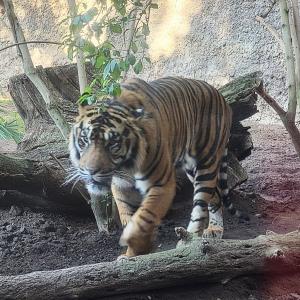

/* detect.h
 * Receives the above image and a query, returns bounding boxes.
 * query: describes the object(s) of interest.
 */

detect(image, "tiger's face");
[69,104,145,196]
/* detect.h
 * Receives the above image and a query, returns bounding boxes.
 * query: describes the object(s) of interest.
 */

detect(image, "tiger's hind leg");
[185,149,226,239]
[202,148,229,238]
[187,167,217,236]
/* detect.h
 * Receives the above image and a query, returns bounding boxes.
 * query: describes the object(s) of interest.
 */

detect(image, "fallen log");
[0,231,299,300]
[0,68,262,212]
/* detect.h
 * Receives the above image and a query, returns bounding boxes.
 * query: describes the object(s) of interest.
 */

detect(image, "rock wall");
[0,0,294,122]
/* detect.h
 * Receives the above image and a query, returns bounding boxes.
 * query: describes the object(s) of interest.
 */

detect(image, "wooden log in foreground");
[0,231,299,300]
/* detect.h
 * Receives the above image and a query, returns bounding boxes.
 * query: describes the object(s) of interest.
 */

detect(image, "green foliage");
[0,99,24,143]
[64,0,158,105]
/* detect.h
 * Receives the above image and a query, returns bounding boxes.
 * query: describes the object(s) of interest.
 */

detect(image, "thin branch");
[123,0,152,81]
[123,8,137,81]
[256,84,287,119]
[291,0,300,43]
[3,0,70,140]
[279,0,297,121]
[256,16,285,50]
[0,41,63,52]
[290,0,300,109]
[67,0,88,94]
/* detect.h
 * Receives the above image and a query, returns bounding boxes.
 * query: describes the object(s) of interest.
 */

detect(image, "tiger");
[69,76,232,257]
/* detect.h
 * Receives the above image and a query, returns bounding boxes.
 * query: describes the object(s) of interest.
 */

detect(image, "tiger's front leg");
[120,173,176,257]
[111,175,142,227]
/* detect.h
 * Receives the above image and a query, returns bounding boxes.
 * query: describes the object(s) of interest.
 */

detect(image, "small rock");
[35,218,46,226]
[1,221,10,227]
[57,226,68,235]
[43,222,57,233]
[32,242,48,254]
[6,224,17,232]
[19,225,28,234]
[9,205,24,217]
[5,234,15,243]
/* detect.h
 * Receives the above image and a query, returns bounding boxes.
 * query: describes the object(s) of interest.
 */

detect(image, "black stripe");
[190,217,207,222]
[195,167,218,182]
[141,207,158,218]
[193,200,208,208]
[139,215,155,224]
[194,187,215,195]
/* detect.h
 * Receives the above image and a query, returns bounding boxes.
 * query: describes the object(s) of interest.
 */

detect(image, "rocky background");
[0,0,294,122]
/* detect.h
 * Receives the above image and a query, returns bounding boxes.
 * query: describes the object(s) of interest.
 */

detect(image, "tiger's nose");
[81,167,100,175]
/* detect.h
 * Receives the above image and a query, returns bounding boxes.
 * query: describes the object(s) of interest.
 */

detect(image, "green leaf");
[128,54,136,65]
[0,119,22,143]
[103,62,112,79]
[95,54,106,68]
[131,41,138,53]
[150,3,159,9]
[83,85,92,94]
[113,83,121,96]
[102,41,114,50]
[111,65,121,80]
[110,59,118,71]
[145,56,151,64]
[113,50,121,56]
[140,39,149,49]
[82,40,96,55]
[142,23,150,36]
[133,60,143,74]
[119,60,130,71]
[109,23,122,34]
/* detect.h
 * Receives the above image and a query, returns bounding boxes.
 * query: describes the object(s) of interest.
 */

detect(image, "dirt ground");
[0,122,299,300]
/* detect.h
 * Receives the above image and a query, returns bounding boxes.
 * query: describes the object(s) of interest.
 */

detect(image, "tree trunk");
[0,67,262,212]
[0,231,298,300]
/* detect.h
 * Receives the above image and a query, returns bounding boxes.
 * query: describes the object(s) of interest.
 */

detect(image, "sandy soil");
[0,122,299,299]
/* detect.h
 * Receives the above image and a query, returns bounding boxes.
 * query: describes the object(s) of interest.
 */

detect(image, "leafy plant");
[0,100,24,143]
[64,0,158,105]
[0,117,22,143]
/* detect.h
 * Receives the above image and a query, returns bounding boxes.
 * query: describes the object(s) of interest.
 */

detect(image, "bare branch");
[279,0,297,121]
[123,8,137,81]
[67,0,88,94]
[256,84,286,119]
[256,84,300,157]
[290,0,300,109]
[256,15,285,50]
[0,41,62,52]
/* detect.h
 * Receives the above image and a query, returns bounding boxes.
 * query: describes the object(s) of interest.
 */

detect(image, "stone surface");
[0,0,294,122]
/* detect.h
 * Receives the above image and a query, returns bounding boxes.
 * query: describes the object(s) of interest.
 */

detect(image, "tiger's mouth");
[86,176,112,196]
[89,175,112,187]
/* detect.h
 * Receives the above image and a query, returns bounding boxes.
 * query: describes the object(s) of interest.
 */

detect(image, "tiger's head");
[68,100,148,196]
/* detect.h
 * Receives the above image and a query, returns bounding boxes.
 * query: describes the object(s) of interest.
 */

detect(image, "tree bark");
[0,231,299,300]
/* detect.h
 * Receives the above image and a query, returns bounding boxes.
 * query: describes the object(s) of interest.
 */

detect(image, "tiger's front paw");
[119,221,154,257]
[202,225,224,239]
